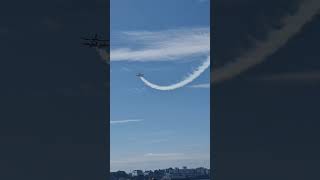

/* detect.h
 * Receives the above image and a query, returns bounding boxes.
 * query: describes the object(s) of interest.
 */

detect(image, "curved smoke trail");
[140,56,210,91]
[212,0,320,84]
[102,0,319,90]
[140,0,320,90]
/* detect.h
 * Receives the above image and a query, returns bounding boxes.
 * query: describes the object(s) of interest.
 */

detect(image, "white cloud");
[99,27,210,91]
[110,119,144,124]
[189,83,210,88]
[108,27,210,62]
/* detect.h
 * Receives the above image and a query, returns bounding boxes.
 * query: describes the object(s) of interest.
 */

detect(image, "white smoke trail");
[100,1,319,90]
[140,56,210,91]
[212,0,320,84]
[139,0,320,90]
[110,119,143,124]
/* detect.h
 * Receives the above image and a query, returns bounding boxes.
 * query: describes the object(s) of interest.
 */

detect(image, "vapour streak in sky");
[140,56,210,91]
[110,119,143,124]
[140,0,320,90]
[212,0,320,84]
[189,83,210,88]
[101,28,210,91]
[109,28,209,62]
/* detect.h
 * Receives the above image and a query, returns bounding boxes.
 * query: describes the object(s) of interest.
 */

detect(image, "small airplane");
[81,33,109,48]
[136,73,144,77]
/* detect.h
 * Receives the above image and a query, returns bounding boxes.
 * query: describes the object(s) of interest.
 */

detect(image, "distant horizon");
[111,166,210,173]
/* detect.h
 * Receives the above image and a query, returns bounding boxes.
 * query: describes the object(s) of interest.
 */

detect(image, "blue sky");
[110,0,210,172]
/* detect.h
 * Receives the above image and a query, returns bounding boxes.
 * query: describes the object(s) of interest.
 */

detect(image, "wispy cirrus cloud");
[109,27,209,62]
[110,119,144,124]
[189,83,210,88]
[102,27,210,91]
